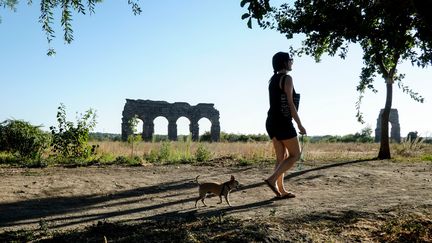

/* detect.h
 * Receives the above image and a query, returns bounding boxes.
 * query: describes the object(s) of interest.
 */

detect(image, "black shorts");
[266,117,297,140]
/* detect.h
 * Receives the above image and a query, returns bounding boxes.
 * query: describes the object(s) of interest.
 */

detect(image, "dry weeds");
[92,141,432,164]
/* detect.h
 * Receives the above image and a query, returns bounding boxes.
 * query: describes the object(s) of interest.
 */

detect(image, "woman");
[264,52,306,199]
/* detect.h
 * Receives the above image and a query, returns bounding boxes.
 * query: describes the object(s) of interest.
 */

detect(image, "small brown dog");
[194,175,239,207]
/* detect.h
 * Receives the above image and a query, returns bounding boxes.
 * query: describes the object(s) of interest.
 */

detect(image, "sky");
[0,1,431,138]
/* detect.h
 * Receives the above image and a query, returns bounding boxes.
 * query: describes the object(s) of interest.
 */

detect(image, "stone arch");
[153,116,169,138]
[122,99,220,142]
[176,116,191,141]
[135,117,144,137]
[375,108,401,143]
[198,117,212,135]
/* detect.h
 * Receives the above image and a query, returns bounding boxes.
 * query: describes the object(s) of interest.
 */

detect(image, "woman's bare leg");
[266,136,301,194]
[272,138,289,194]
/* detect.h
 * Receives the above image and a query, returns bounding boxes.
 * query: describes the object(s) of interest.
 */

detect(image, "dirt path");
[1,160,431,233]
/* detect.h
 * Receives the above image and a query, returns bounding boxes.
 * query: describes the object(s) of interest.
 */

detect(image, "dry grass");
[92,141,275,161]
[92,141,432,164]
[303,143,379,162]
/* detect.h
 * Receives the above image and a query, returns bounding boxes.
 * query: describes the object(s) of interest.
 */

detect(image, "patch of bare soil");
[0,160,431,241]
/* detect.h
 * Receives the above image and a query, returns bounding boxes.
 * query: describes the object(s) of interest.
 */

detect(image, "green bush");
[114,155,142,166]
[143,142,172,163]
[195,143,212,162]
[159,141,171,162]
[0,119,50,159]
[144,149,159,163]
[50,104,98,159]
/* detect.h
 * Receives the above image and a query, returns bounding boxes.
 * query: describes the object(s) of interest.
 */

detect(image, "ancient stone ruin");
[375,108,401,143]
[406,131,418,141]
[121,99,220,142]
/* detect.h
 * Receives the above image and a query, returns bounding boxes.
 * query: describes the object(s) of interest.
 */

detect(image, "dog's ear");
[230,175,235,180]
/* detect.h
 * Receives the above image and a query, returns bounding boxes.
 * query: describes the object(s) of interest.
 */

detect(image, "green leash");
[297,134,306,171]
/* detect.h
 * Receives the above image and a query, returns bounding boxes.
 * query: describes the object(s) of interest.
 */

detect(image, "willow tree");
[241,0,431,159]
[0,0,141,55]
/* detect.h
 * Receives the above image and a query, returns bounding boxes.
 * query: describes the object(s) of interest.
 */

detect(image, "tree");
[0,0,141,55]
[241,0,431,159]
[50,103,97,159]
[127,115,142,157]
[0,119,50,159]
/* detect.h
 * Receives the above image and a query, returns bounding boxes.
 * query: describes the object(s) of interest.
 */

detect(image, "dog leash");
[297,134,306,171]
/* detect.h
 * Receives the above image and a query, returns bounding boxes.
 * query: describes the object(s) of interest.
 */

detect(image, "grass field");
[92,140,432,165]
[1,139,431,168]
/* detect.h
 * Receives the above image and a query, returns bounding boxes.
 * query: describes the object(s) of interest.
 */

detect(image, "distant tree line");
[89,132,122,141]
[309,127,374,143]
[2,119,430,164]
[87,127,394,143]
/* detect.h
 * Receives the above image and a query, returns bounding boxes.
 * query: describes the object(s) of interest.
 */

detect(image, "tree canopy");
[0,0,141,55]
[241,0,432,159]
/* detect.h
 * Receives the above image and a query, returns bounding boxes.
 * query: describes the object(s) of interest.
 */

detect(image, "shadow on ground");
[0,158,377,230]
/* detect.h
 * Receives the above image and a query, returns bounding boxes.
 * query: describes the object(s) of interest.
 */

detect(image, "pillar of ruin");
[375,108,401,143]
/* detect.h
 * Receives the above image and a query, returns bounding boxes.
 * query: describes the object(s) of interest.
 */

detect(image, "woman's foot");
[264,179,281,197]
[276,192,296,199]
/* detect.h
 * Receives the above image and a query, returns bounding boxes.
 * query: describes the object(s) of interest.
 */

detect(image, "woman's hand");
[298,124,306,135]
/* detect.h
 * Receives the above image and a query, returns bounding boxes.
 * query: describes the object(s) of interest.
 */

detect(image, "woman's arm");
[283,75,306,135]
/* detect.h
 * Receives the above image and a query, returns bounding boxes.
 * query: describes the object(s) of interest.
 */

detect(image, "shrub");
[195,143,212,162]
[0,119,50,159]
[127,115,142,157]
[143,142,172,163]
[50,104,98,159]
[114,155,142,166]
[199,132,212,142]
[144,149,159,163]
[159,141,171,162]
[395,136,425,157]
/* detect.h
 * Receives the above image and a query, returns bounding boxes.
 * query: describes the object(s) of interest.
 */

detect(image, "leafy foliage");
[0,0,18,24]
[158,141,171,162]
[113,155,142,166]
[309,126,373,143]
[1,0,141,55]
[0,119,50,159]
[49,103,97,159]
[127,115,142,157]
[240,0,271,29]
[194,143,212,162]
[241,0,431,159]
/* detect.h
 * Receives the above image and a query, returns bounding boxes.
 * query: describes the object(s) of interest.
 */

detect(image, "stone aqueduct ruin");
[121,99,403,143]
[375,108,401,143]
[121,99,220,142]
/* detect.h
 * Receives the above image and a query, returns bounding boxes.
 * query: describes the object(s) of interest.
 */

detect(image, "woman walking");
[264,52,306,199]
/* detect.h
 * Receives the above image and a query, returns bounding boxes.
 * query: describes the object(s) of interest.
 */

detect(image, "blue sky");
[1,1,431,137]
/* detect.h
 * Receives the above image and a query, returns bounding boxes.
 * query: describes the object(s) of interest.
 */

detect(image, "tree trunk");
[378,80,393,159]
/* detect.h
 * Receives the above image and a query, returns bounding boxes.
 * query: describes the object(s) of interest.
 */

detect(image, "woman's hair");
[272,52,291,73]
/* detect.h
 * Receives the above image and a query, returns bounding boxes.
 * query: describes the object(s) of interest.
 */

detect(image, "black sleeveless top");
[267,73,300,121]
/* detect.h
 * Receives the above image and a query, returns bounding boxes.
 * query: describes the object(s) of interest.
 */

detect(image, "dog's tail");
[195,175,200,184]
